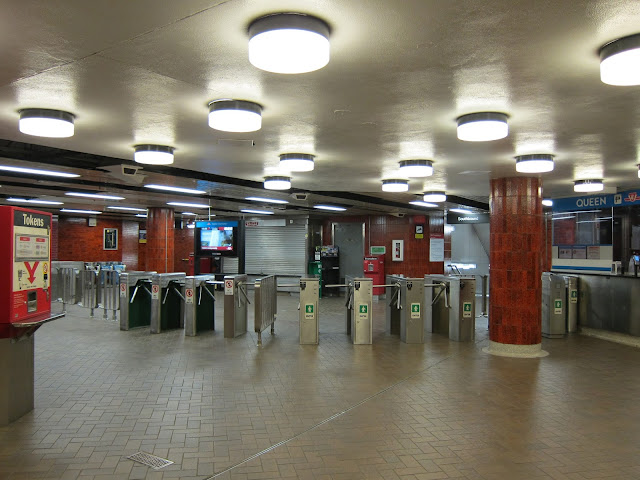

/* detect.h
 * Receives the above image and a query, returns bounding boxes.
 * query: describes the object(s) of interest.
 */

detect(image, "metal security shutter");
[245,223,307,276]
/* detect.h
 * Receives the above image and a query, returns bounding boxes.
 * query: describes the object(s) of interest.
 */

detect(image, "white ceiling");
[0,0,639,217]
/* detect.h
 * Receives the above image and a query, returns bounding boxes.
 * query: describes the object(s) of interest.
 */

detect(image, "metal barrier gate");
[79,269,99,317]
[386,275,425,344]
[184,275,218,336]
[150,273,186,334]
[343,276,373,345]
[425,274,476,342]
[566,275,579,333]
[57,267,78,311]
[119,272,154,330]
[299,277,319,345]
[98,270,120,321]
[542,272,566,338]
[223,274,249,338]
[254,275,277,346]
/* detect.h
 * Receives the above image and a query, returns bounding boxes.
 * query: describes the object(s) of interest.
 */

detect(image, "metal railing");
[58,267,78,311]
[79,269,99,317]
[99,270,120,321]
[254,275,277,346]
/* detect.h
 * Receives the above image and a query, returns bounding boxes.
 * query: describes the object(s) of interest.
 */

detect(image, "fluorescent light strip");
[106,206,147,212]
[450,208,472,214]
[409,200,438,208]
[7,197,63,205]
[552,216,576,221]
[313,205,347,211]
[136,214,147,218]
[0,165,79,178]
[66,192,125,200]
[60,209,101,214]
[245,196,289,204]
[576,217,613,223]
[166,202,209,208]
[181,212,197,216]
[241,209,274,215]
[144,184,206,195]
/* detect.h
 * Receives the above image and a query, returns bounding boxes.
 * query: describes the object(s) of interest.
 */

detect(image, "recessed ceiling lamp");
[248,13,330,74]
[144,184,206,195]
[264,176,291,190]
[398,160,433,177]
[66,192,125,200]
[19,109,75,138]
[279,153,315,172]
[245,196,289,204]
[134,145,174,165]
[0,165,79,178]
[382,179,409,192]
[423,191,447,203]
[241,209,274,215]
[181,212,197,216]
[7,198,63,205]
[166,201,209,208]
[60,209,101,215]
[574,179,604,192]
[313,205,347,211]
[542,199,553,207]
[515,154,554,173]
[600,33,640,86]
[106,206,147,212]
[456,112,509,142]
[450,208,472,214]
[208,99,262,132]
[409,200,438,208]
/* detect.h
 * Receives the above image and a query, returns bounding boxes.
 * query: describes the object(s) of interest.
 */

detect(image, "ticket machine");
[0,206,64,425]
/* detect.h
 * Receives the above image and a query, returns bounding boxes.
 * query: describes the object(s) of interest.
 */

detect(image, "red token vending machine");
[0,206,53,339]
[363,254,385,295]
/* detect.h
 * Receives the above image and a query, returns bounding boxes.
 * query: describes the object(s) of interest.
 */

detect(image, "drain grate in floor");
[127,452,174,470]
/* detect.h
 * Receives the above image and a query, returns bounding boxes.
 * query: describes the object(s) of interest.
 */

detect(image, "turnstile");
[542,272,566,338]
[345,276,373,345]
[425,275,476,342]
[386,275,425,344]
[299,277,319,345]
[184,275,217,336]
[566,275,579,333]
[150,273,186,334]
[223,274,248,338]
[119,271,155,330]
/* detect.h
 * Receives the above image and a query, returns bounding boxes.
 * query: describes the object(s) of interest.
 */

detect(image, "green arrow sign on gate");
[304,303,315,320]
[554,299,562,314]
[462,301,472,318]
[410,303,420,319]
[359,304,368,314]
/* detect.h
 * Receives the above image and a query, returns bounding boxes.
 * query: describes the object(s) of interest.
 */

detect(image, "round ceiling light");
[279,153,315,172]
[542,199,553,207]
[264,175,291,190]
[134,145,174,165]
[382,179,409,192]
[515,154,554,173]
[398,159,433,177]
[208,99,262,132]
[248,13,330,74]
[600,33,640,86]
[574,179,604,193]
[19,109,75,138]
[456,112,509,142]
[423,191,447,203]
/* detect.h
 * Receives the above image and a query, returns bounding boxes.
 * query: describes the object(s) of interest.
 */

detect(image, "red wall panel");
[174,227,194,273]
[121,220,140,270]
[57,217,123,262]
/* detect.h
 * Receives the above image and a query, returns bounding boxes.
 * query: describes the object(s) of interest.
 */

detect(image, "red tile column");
[486,177,547,357]
[145,208,174,273]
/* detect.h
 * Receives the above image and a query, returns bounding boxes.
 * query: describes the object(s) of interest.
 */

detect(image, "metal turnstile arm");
[431,282,450,308]
[199,284,216,304]
[237,283,251,307]
[171,285,186,303]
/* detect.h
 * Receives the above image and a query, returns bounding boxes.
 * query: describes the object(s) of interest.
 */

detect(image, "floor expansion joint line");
[204,352,457,479]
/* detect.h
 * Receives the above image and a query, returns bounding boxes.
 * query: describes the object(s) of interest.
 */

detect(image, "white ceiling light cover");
[249,13,330,74]
[457,112,509,142]
[600,33,640,86]
[208,99,262,132]
[423,191,447,202]
[574,179,604,192]
[382,179,409,192]
[279,153,315,172]
[19,109,75,138]
[515,154,555,173]
[398,159,433,177]
[134,145,174,165]
[542,199,553,207]
[264,176,291,190]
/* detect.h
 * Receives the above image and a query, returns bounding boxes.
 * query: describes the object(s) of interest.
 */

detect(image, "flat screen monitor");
[200,226,235,252]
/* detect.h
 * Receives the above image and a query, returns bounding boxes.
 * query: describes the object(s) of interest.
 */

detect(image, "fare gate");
[183,275,217,336]
[344,276,373,345]
[98,270,119,321]
[79,269,99,317]
[150,273,186,334]
[542,272,566,338]
[299,278,319,345]
[255,275,277,346]
[386,275,425,344]
[425,275,476,342]
[566,276,579,333]
[119,272,154,330]
[223,274,249,338]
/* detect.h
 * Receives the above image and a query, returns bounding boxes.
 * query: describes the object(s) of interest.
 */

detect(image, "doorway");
[332,222,365,282]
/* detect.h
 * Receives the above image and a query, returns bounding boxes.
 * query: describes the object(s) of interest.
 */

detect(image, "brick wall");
[121,220,140,270]
[57,217,124,262]
[174,227,195,273]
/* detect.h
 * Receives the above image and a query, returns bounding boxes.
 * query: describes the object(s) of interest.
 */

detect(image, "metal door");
[333,222,364,282]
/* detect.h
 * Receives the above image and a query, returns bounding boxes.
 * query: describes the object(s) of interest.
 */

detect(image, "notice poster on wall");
[587,246,600,259]
[429,235,445,262]
[572,246,587,259]
[558,247,572,259]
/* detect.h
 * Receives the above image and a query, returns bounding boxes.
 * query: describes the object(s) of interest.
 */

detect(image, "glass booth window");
[553,208,613,257]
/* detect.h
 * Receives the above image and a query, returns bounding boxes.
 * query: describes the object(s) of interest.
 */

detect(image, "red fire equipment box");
[364,254,385,295]
[0,206,53,339]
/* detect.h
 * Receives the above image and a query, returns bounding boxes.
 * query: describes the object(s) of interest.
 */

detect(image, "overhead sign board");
[446,212,489,224]
[195,220,238,228]
[552,189,640,212]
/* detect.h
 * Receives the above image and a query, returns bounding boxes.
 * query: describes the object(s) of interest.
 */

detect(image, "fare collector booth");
[0,206,64,425]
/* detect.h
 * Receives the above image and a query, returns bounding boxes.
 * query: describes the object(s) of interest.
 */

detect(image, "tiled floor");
[1,293,639,479]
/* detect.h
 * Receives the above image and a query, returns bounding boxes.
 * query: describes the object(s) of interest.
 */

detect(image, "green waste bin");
[308,261,322,298]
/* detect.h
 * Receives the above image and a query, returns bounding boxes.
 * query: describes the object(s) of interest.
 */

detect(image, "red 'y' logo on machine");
[624,192,639,203]
[24,262,39,283]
